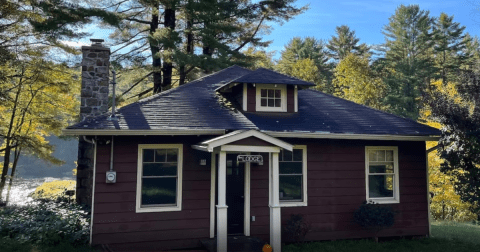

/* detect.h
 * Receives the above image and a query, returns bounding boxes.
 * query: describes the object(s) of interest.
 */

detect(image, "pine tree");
[91,0,307,96]
[327,25,369,61]
[433,13,469,85]
[381,4,434,120]
[276,37,333,92]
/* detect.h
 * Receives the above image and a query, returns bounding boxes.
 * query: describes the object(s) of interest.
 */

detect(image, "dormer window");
[255,84,287,112]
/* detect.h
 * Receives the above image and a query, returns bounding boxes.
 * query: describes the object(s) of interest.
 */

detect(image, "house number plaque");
[237,155,263,164]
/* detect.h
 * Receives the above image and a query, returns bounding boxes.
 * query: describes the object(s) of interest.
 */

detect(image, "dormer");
[215,68,316,113]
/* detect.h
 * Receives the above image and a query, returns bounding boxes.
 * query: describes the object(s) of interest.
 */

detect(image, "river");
[1,177,74,206]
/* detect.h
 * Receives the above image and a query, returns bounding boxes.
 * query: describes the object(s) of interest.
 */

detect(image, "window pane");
[143,149,154,162]
[155,149,166,162]
[369,150,376,161]
[268,89,274,97]
[141,178,176,205]
[283,150,293,161]
[280,175,302,200]
[166,149,178,162]
[268,99,274,107]
[143,163,177,176]
[274,99,281,107]
[280,162,302,174]
[274,90,281,98]
[369,175,394,198]
[293,149,303,161]
[261,98,267,106]
[386,150,394,161]
[369,163,394,173]
[261,89,267,97]
[376,150,386,161]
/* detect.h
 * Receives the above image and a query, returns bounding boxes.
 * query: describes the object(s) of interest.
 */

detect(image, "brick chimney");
[76,39,110,207]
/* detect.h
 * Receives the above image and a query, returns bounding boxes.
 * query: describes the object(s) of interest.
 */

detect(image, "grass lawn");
[283,222,480,252]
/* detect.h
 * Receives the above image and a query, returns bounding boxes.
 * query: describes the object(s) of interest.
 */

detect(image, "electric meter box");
[106,171,117,183]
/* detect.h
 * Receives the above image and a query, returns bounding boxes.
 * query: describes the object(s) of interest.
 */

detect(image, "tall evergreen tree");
[381,4,434,120]
[433,13,469,85]
[276,37,333,92]
[327,25,369,61]
[91,0,307,95]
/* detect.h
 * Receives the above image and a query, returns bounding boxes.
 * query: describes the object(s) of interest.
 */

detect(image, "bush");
[0,201,90,246]
[283,214,310,243]
[353,201,395,242]
[30,180,76,202]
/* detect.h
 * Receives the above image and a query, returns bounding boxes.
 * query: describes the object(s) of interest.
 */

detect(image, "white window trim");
[279,145,308,207]
[255,84,287,112]
[136,144,183,213]
[365,146,400,204]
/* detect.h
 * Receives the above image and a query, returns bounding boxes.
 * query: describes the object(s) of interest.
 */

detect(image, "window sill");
[279,201,308,207]
[367,198,399,204]
[135,206,182,213]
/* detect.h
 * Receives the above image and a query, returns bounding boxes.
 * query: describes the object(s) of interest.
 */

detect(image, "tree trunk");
[180,10,194,85]
[0,143,11,201]
[150,8,162,94]
[5,147,21,204]
[162,7,176,89]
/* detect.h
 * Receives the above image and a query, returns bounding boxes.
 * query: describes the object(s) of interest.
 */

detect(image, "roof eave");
[262,131,440,141]
[62,128,226,136]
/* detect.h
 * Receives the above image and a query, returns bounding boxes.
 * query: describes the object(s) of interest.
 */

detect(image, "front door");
[226,154,245,235]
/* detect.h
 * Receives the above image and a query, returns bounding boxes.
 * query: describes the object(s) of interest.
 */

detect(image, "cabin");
[63,40,440,252]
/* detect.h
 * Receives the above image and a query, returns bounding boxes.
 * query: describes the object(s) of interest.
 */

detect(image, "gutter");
[262,131,440,141]
[62,129,226,136]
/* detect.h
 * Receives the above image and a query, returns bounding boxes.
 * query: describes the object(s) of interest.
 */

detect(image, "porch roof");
[192,130,293,152]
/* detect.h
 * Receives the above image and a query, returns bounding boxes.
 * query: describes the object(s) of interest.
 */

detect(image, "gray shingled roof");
[66,65,440,137]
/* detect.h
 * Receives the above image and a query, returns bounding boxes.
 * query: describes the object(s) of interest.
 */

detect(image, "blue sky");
[65,0,480,59]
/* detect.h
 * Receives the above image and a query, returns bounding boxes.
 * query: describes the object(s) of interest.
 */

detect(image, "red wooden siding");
[230,136,275,146]
[277,139,428,242]
[287,85,294,112]
[92,135,214,251]
[92,135,428,250]
[247,84,256,112]
[250,152,270,241]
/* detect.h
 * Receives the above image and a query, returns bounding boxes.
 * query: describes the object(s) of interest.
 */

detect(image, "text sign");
[237,155,263,164]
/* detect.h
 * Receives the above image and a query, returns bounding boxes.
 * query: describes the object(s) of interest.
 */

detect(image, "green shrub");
[283,214,310,243]
[0,201,90,246]
[353,201,395,242]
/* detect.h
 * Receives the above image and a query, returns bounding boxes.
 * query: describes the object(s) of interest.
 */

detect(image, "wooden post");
[217,151,228,252]
[270,152,281,252]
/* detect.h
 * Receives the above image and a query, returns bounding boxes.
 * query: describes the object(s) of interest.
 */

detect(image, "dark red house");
[63,40,440,252]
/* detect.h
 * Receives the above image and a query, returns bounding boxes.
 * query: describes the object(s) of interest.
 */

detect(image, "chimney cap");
[90,38,104,45]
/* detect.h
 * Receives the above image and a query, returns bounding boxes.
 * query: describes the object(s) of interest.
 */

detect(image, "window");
[365,146,399,204]
[279,145,307,206]
[256,84,286,112]
[136,144,183,212]
[261,89,281,108]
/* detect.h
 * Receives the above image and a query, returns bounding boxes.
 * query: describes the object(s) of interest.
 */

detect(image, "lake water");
[1,177,74,206]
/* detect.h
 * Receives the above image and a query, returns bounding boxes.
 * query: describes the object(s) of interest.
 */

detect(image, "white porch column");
[270,152,282,252]
[216,151,228,252]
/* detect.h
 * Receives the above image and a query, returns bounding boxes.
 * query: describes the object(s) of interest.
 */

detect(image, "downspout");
[85,136,97,245]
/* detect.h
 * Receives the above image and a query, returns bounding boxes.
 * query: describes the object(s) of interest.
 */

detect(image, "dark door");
[226,154,245,235]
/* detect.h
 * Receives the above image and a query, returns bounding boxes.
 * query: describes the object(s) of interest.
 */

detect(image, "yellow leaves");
[333,53,386,110]
[31,180,76,201]
[288,58,320,84]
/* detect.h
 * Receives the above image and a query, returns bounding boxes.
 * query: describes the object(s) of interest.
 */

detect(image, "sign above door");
[237,155,263,165]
